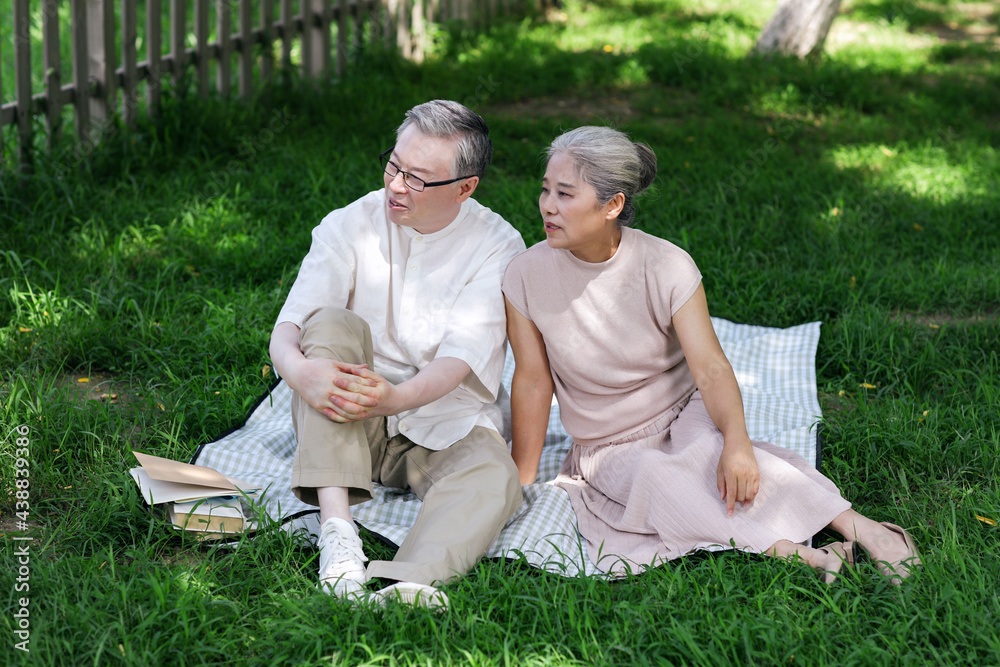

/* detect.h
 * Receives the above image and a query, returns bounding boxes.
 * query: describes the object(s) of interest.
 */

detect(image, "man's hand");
[271,322,471,424]
[331,367,401,421]
[294,358,380,423]
[716,436,760,517]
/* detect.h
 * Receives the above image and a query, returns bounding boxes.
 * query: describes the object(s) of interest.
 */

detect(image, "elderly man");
[269,100,525,607]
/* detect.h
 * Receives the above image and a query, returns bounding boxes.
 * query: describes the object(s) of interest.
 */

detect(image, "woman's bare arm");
[505,297,555,485]
[672,284,760,516]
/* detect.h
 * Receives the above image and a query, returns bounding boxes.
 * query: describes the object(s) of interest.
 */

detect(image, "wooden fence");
[1,0,513,172]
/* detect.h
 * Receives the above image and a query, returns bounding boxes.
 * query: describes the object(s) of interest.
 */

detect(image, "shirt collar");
[400,199,471,241]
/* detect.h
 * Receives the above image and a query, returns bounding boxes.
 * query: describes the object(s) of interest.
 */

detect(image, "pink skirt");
[554,391,851,574]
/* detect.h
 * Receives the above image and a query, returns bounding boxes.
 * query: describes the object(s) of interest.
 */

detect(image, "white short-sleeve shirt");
[276,189,526,449]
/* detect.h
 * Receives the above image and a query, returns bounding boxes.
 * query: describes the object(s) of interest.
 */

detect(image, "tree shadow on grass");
[847,0,999,41]
[578,0,759,29]
[1,2,998,378]
[436,21,999,306]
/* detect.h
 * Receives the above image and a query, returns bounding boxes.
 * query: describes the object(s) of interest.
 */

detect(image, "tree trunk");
[755,0,842,58]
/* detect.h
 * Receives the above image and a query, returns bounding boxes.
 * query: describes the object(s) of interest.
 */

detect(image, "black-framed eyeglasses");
[379,147,476,192]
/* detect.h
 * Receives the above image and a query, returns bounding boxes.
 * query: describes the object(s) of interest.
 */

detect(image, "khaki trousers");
[289,307,522,586]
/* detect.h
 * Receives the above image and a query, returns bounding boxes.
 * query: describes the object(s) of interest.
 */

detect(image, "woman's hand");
[673,288,761,517]
[716,436,760,517]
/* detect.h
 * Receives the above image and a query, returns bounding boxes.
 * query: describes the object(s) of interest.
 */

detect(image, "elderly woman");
[501,126,920,583]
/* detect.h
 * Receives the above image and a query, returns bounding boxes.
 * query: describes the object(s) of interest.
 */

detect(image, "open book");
[130,451,260,539]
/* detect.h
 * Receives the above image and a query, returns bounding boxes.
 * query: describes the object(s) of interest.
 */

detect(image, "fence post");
[147,0,162,115]
[14,0,32,170]
[352,0,363,64]
[301,0,313,76]
[171,0,188,94]
[217,0,232,96]
[195,0,210,97]
[384,0,397,50]
[315,0,332,78]
[0,28,4,164]
[87,0,117,133]
[397,0,411,59]
[336,0,348,76]
[411,0,424,63]
[239,0,254,96]
[299,0,327,79]
[425,0,435,50]
[70,0,90,146]
[369,0,382,49]
[122,0,138,127]
[279,0,293,69]
[43,0,63,147]
[261,0,275,83]
[426,0,437,30]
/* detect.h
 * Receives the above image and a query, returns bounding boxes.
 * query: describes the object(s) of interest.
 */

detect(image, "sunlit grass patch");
[2,0,1000,663]
[826,141,998,201]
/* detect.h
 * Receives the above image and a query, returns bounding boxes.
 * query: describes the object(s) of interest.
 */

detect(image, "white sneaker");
[376,582,449,610]
[316,518,367,598]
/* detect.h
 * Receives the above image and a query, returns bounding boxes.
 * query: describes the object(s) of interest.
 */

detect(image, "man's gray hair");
[397,100,493,179]
[546,126,657,228]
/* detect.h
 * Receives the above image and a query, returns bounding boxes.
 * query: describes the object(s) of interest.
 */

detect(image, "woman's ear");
[605,192,625,220]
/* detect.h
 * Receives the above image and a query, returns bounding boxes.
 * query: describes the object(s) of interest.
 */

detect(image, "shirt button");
[400,421,408,430]
[410,264,418,271]
[415,235,423,242]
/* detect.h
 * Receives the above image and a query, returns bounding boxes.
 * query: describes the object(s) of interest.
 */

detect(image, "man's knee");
[299,307,372,361]
[301,307,368,338]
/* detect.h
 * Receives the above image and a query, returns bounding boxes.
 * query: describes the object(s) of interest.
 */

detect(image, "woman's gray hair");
[546,126,657,227]
[397,100,493,179]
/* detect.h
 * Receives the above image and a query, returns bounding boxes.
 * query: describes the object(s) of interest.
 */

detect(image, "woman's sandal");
[875,522,921,585]
[815,540,857,584]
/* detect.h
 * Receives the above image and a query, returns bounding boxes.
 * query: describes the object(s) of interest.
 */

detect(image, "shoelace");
[318,522,367,575]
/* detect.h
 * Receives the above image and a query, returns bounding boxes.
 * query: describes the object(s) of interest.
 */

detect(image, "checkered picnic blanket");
[190,318,823,577]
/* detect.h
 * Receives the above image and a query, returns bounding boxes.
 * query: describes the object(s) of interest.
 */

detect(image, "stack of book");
[129,451,261,540]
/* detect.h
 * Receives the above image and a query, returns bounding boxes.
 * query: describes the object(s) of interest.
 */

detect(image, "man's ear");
[454,176,480,203]
[605,192,625,220]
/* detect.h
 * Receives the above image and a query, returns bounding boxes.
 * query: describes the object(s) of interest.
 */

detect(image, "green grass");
[3,0,1000,664]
